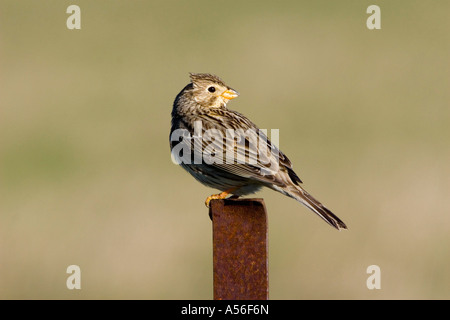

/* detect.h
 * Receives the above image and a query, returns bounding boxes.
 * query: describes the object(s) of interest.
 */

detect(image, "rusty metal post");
[210,198,268,300]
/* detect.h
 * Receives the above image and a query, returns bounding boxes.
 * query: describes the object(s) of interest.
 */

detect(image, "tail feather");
[285,186,347,230]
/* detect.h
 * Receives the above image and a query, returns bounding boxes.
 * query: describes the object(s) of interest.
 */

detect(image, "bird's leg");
[205,187,238,208]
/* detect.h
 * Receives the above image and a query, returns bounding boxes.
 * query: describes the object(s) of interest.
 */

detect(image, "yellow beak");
[221,89,239,100]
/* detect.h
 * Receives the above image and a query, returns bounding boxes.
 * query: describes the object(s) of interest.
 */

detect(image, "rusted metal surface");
[210,198,268,300]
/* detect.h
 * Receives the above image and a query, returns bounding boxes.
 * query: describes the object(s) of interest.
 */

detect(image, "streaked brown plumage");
[170,73,347,230]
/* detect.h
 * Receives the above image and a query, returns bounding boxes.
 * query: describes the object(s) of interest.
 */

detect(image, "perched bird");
[170,73,347,230]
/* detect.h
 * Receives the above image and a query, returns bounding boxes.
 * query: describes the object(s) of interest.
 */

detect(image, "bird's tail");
[283,185,347,230]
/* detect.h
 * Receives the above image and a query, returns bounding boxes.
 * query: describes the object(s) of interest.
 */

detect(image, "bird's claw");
[204,188,238,208]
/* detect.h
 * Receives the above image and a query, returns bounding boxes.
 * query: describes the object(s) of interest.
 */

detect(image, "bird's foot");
[205,188,238,208]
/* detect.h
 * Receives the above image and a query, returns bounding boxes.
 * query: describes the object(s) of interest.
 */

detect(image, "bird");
[170,73,347,230]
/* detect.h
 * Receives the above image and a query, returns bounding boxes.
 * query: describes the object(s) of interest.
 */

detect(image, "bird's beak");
[221,88,239,100]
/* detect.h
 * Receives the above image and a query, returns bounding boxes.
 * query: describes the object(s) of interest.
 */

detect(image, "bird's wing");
[190,110,303,187]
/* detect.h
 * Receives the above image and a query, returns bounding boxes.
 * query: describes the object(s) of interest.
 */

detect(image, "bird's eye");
[208,86,216,93]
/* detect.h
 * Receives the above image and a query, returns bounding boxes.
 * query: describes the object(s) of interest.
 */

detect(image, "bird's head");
[188,73,239,109]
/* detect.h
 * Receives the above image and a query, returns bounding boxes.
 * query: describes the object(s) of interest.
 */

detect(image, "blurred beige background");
[0,1,449,299]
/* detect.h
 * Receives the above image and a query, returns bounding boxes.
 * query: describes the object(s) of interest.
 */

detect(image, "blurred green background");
[1,0,449,299]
